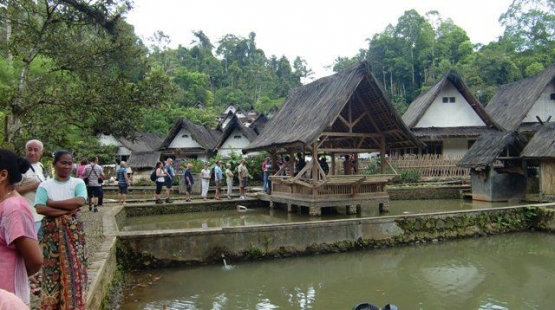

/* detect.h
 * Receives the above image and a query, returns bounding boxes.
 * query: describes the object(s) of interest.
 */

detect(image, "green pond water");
[121,199,527,232]
[120,232,555,309]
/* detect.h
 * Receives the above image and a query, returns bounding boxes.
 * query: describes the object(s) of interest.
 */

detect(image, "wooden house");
[486,65,555,137]
[158,117,221,162]
[520,124,555,198]
[402,71,500,157]
[215,114,259,158]
[458,131,527,202]
[243,62,424,215]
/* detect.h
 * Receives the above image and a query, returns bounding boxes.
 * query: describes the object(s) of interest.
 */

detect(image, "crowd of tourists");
[0,140,97,309]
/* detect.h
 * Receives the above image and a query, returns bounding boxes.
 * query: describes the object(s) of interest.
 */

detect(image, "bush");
[399,170,420,183]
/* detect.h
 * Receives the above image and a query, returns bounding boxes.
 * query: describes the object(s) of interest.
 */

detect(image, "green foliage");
[399,170,420,183]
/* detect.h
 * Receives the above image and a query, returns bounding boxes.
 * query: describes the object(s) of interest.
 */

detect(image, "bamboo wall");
[541,160,555,195]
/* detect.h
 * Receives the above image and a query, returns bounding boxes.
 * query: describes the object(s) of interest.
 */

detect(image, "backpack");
[150,169,156,182]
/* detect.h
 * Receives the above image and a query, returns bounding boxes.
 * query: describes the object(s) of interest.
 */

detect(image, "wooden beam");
[319,148,381,153]
[320,132,381,138]
[351,111,368,128]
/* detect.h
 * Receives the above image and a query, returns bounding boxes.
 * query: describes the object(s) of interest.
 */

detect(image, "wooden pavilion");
[243,62,424,215]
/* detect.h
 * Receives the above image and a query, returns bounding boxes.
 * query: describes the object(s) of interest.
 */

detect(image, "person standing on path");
[82,156,104,212]
[238,158,251,199]
[184,163,194,202]
[154,161,166,204]
[35,150,87,309]
[225,163,234,200]
[200,162,211,201]
[0,149,43,306]
[16,139,47,239]
[15,139,47,295]
[164,158,175,203]
[213,160,223,200]
[116,161,131,205]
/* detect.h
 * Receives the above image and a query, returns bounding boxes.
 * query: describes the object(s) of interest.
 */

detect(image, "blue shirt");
[214,166,223,182]
[165,163,175,180]
[185,169,194,185]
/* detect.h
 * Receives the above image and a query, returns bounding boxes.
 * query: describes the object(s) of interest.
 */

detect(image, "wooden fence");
[385,154,470,179]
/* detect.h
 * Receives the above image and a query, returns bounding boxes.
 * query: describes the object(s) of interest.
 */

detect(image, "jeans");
[263,172,269,192]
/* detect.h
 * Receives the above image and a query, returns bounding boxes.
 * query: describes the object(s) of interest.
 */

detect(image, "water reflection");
[122,199,527,232]
[121,232,555,309]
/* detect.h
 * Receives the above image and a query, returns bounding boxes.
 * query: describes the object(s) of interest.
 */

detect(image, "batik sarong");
[40,213,87,310]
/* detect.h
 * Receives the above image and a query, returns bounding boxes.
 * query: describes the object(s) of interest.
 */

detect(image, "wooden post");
[330,153,334,175]
[380,136,386,174]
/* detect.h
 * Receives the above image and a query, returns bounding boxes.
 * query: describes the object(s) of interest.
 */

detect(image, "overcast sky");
[125,0,514,79]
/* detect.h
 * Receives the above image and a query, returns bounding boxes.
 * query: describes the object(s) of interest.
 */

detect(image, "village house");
[98,132,164,179]
[214,114,259,158]
[158,117,221,162]
[459,64,555,201]
[402,70,501,157]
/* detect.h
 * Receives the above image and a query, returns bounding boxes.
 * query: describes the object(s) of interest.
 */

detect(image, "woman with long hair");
[35,150,87,309]
[0,149,43,306]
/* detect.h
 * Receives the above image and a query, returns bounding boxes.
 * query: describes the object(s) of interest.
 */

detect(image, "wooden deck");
[262,174,397,216]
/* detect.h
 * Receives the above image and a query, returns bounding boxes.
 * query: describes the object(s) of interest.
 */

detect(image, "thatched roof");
[403,70,497,128]
[250,113,268,134]
[127,151,162,169]
[159,117,221,151]
[412,127,499,140]
[458,131,526,168]
[243,62,424,153]
[215,114,258,149]
[486,65,555,131]
[116,132,164,153]
[520,123,555,158]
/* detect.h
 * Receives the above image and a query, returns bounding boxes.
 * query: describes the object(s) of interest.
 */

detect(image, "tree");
[0,0,172,149]
[500,0,555,51]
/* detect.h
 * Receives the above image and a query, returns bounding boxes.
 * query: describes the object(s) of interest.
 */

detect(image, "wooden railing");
[270,174,397,199]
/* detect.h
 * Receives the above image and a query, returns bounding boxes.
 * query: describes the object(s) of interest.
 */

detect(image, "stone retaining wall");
[387,185,468,200]
[116,204,554,269]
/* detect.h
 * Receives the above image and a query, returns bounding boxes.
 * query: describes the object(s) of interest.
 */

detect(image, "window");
[181,134,189,138]
[442,97,456,103]
[468,140,476,149]
[234,135,242,139]
[423,141,443,155]
[449,97,456,103]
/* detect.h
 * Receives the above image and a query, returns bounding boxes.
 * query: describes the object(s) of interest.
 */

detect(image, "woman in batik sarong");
[35,150,87,309]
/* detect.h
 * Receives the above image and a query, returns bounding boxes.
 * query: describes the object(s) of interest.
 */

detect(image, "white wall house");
[522,82,555,123]
[402,71,500,157]
[159,118,220,162]
[218,129,259,157]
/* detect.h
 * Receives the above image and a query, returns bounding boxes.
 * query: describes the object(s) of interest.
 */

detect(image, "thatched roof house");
[159,117,221,160]
[243,62,423,154]
[458,131,528,202]
[521,123,555,159]
[458,131,527,169]
[249,113,269,135]
[98,132,163,163]
[215,114,259,157]
[402,70,500,156]
[486,65,555,132]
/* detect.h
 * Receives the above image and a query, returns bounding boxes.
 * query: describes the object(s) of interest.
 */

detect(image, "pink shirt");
[0,196,36,305]
[0,288,28,309]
